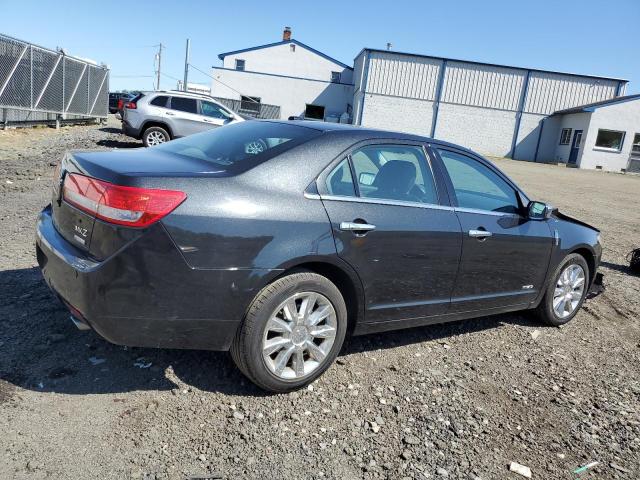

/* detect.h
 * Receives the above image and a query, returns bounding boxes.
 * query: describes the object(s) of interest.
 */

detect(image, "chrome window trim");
[313,193,454,212]
[306,191,520,217]
[454,206,521,218]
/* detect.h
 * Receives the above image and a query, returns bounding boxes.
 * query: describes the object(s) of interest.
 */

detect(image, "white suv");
[121,91,245,146]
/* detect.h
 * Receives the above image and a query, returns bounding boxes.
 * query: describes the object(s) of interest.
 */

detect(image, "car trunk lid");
[51,149,201,259]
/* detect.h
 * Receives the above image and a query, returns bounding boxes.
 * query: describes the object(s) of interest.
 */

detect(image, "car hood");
[553,210,599,233]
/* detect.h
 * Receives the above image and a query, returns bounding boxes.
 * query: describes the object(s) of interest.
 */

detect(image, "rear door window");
[326,159,356,196]
[349,145,438,204]
[170,96,198,114]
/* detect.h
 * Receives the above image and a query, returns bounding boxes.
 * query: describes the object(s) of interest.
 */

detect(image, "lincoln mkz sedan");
[36,121,603,392]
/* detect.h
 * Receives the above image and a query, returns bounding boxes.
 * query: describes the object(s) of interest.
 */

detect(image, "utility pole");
[183,39,190,92]
[155,43,163,91]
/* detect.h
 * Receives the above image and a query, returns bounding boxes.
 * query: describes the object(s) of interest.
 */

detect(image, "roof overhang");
[218,39,353,70]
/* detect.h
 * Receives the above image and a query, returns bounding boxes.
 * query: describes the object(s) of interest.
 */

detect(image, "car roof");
[142,90,214,100]
[262,120,475,154]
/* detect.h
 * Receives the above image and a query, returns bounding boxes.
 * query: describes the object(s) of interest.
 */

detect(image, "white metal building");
[210,32,635,170]
[176,81,211,96]
[210,28,354,121]
[353,49,628,163]
[536,94,640,172]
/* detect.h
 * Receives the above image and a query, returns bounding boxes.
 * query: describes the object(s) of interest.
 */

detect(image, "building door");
[568,130,583,164]
[627,133,640,173]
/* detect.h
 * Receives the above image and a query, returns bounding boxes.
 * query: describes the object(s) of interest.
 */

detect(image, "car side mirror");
[528,201,553,220]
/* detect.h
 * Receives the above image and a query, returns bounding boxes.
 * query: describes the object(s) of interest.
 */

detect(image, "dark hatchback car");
[36,121,602,392]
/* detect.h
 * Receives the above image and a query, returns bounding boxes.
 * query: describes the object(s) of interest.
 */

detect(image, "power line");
[112,74,154,78]
[160,71,183,82]
[188,63,260,104]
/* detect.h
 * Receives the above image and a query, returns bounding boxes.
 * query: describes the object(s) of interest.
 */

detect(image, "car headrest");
[373,160,417,193]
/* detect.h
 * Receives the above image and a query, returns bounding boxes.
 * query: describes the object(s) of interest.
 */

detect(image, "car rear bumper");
[121,120,141,139]
[35,205,266,351]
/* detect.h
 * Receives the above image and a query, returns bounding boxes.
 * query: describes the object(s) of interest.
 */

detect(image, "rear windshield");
[154,121,322,174]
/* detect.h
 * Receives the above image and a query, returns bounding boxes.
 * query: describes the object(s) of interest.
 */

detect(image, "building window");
[595,129,625,151]
[290,44,296,52]
[240,95,261,113]
[559,128,572,145]
[305,104,325,120]
[632,133,640,155]
[330,71,341,83]
[235,59,245,71]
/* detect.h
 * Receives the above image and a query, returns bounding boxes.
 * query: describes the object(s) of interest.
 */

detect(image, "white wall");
[435,103,517,156]
[353,49,626,160]
[578,100,640,171]
[361,94,434,137]
[550,113,592,163]
[222,42,353,84]
[514,113,546,160]
[535,115,563,161]
[210,68,353,120]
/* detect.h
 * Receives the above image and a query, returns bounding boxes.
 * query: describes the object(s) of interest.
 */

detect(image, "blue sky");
[2,0,638,93]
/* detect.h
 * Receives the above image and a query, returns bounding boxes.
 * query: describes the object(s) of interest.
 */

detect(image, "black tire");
[142,126,170,147]
[230,272,348,393]
[535,253,589,326]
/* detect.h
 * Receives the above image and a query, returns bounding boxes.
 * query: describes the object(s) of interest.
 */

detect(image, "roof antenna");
[386,42,392,51]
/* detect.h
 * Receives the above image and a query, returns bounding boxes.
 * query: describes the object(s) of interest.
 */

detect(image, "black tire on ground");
[230,271,348,393]
[142,126,170,147]
[534,253,590,326]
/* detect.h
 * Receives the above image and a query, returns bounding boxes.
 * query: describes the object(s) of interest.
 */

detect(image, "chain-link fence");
[0,33,109,126]
[212,96,280,119]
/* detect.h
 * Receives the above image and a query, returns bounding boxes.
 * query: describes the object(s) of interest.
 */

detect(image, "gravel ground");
[1,117,639,480]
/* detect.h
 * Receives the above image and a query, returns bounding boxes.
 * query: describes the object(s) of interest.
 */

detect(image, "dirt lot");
[1,117,639,480]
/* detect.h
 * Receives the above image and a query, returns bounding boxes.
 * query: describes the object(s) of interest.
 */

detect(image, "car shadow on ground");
[95,139,141,149]
[98,127,123,134]
[0,267,538,398]
[600,260,636,276]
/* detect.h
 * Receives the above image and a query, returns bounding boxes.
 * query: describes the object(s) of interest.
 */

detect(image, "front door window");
[438,149,520,214]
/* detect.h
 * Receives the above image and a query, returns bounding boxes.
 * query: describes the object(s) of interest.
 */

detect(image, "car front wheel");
[230,272,347,393]
[142,126,170,147]
[535,253,589,326]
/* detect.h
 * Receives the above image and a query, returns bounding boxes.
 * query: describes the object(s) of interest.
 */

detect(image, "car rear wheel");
[142,126,170,147]
[535,253,589,326]
[230,272,347,393]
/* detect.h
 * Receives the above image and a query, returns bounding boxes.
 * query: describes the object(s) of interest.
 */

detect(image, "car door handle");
[166,111,175,116]
[468,229,492,238]
[340,222,376,232]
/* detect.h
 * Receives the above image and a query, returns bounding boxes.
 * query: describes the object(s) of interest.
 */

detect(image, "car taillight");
[124,101,137,109]
[62,173,186,228]
[117,99,124,109]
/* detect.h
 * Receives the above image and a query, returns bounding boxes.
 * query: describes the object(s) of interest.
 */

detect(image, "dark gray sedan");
[36,120,603,392]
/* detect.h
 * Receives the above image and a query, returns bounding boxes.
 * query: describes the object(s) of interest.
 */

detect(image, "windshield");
[154,121,322,174]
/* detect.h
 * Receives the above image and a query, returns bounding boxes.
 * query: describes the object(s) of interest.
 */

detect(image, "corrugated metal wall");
[366,51,441,100]
[524,72,619,115]
[440,61,526,111]
[357,50,625,160]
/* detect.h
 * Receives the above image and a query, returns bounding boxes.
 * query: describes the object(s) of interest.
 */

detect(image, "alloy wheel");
[147,131,166,145]
[262,291,338,380]
[552,264,586,318]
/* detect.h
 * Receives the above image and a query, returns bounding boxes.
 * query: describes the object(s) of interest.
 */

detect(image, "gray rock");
[403,435,420,445]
